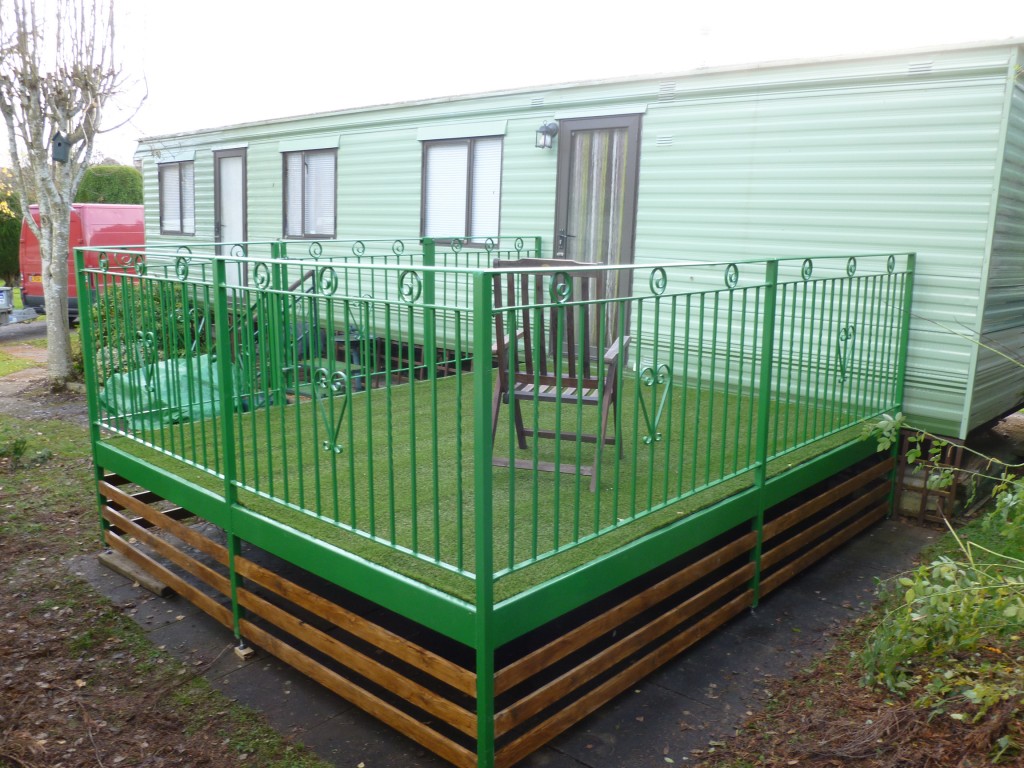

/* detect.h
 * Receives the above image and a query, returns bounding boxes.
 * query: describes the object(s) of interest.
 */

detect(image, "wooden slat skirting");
[494,530,757,695]
[762,456,893,542]
[98,475,477,765]
[96,449,894,768]
[238,618,479,768]
[494,590,754,768]
[233,554,476,697]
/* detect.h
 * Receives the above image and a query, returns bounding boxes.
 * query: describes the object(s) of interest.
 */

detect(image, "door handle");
[557,228,575,252]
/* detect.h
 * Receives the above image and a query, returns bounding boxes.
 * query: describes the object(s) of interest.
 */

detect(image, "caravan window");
[421,137,502,243]
[158,161,195,236]
[283,149,337,239]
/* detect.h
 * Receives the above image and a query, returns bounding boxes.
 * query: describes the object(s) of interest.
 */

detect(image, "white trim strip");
[417,120,508,141]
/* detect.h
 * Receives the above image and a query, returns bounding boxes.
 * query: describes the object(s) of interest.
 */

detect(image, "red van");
[19,203,144,321]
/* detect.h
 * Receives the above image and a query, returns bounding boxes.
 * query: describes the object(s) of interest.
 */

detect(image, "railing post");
[422,237,437,381]
[750,259,779,609]
[889,252,916,517]
[75,246,107,542]
[471,269,496,768]
[533,236,542,258]
[212,255,244,643]
[893,253,916,413]
[267,241,288,403]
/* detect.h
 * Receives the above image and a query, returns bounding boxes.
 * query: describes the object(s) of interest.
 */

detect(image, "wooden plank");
[762,457,893,542]
[760,502,887,597]
[235,584,478,738]
[104,531,234,630]
[760,483,890,571]
[495,531,757,695]
[100,481,229,566]
[495,591,753,768]
[103,507,232,599]
[233,555,476,697]
[238,619,477,768]
[97,550,171,597]
[494,562,755,736]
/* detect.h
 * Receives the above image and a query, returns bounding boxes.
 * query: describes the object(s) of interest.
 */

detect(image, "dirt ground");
[0,328,325,768]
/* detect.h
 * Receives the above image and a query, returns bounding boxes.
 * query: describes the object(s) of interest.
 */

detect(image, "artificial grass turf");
[105,369,872,603]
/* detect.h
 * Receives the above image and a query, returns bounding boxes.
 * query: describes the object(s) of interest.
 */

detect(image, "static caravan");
[136,39,1024,440]
[80,40,1022,767]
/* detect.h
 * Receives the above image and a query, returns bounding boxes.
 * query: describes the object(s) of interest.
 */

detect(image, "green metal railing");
[78,240,914,586]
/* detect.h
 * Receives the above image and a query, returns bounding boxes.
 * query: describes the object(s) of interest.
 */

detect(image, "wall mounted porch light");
[535,121,558,149]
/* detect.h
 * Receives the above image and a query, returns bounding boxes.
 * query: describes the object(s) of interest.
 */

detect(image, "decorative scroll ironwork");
[391,239,405,256]
[887,254,896,274]
[318,266,338,296]
[801,259,813,281]
[307,242,322,259]
[311,368,348,454]
[846,257,857,277]
[252,262,271,291]
[484,237,496,253]
[724,263,739,289]
[837,325,855,383]
[649,266,667,296]
[451,238,463,253]
[174,256,190,281]
[549,271,573,304]
[514,237,524,253]
[230,243,247,259]
[399,270,422,303]
[132,255,146,275]
[98,252,109,271]
[352,240,366,257]
[637,363,672,444]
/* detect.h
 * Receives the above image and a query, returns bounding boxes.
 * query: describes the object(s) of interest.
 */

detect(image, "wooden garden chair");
[491,258,630,492]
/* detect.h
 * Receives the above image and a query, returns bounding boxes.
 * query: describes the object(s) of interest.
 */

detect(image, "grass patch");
[0,348,35,377]
[171,680,332,767]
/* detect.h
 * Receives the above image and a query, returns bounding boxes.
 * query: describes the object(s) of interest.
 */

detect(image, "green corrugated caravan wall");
[969,70,1024,432]
[137,41,1024,440]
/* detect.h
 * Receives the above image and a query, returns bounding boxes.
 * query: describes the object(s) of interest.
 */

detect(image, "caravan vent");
[908,61,933,74]
[658,82,676,102]
[656,135,674,147]
[530,97,545,107]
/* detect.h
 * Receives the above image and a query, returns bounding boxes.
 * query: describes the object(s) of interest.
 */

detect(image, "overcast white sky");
[11,0,1024,164]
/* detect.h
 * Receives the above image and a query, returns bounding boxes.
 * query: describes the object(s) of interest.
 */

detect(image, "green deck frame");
[78,239,915,767]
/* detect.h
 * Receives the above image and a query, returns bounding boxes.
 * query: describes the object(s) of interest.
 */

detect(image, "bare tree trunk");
[0,0,136,387]
[38,204,73,381]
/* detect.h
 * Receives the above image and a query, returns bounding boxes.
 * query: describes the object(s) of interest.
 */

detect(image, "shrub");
[74,164,143,205]
[90,278,212,383]
[861,505,1024,723]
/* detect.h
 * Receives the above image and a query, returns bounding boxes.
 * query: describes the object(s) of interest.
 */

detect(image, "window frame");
[420,136,503,245]
[158,160,195,236]
[282,148,338,240]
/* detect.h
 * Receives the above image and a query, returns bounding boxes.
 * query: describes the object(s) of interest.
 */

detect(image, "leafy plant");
[0,436,51,471]
[90,278,212,384]
[861,512,1024,722]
